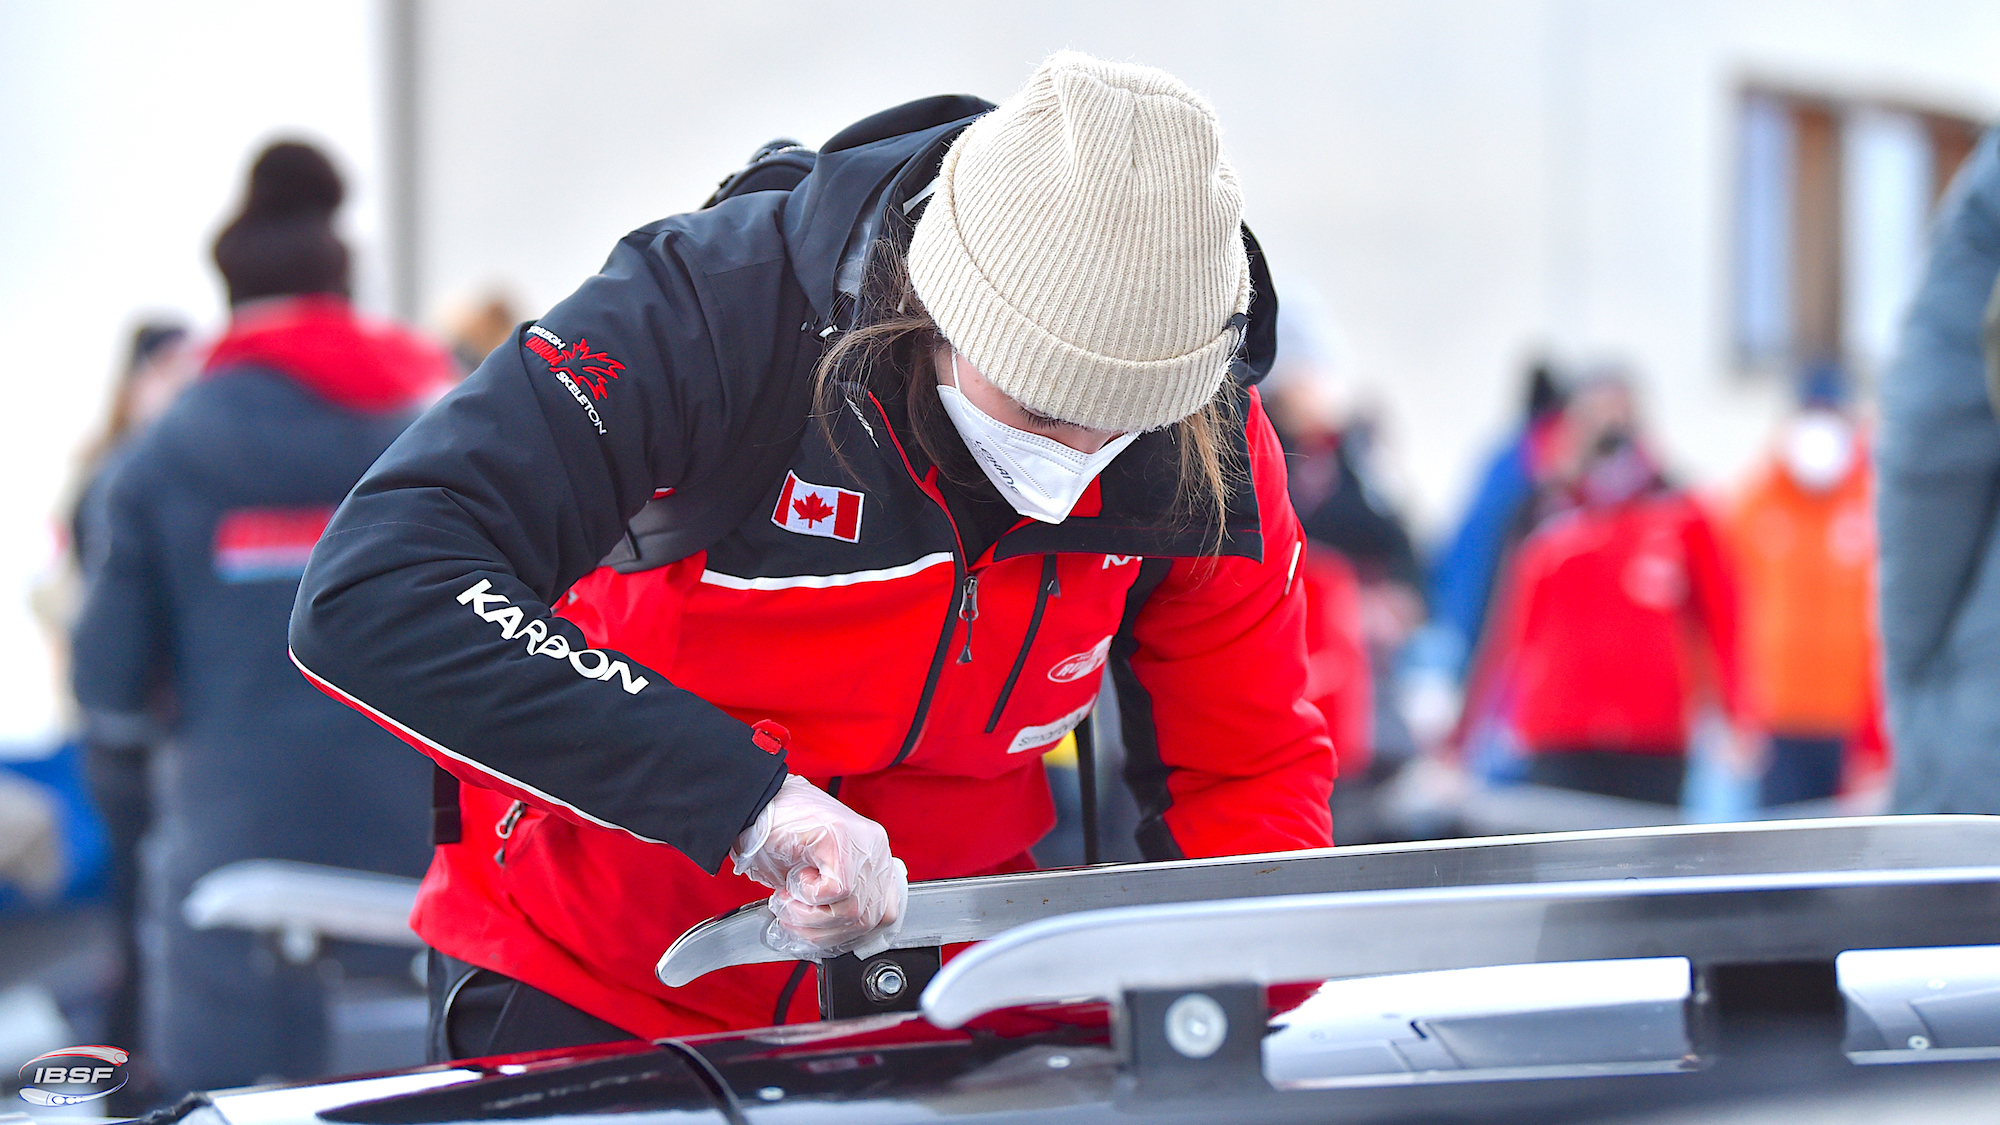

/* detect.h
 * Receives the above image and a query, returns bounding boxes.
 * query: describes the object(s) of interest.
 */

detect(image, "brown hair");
[77,321,189,473]
[812,243,1243,552]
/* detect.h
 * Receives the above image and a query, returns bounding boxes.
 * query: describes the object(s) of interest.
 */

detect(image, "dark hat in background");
[1797,358,1850,409]
[126,320,188,374]
[211,141,351,307]
[1524,358,1567,418]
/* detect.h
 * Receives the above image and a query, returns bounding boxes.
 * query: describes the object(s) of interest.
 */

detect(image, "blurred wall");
[410,0,2000,532]
[5,1,1998,742]
[0,1,382,743]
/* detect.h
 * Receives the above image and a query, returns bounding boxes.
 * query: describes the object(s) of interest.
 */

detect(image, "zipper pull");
[493,799,526,866]
[957,573,980,663]
[496,800,526,838]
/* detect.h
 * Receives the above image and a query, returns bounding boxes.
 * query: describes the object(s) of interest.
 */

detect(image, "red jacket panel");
[1488,491,1743,755]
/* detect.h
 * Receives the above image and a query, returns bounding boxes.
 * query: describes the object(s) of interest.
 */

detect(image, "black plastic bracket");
[1692,959,1846,1063]
[1116,982,1270,1100]
[818,946,942,1021]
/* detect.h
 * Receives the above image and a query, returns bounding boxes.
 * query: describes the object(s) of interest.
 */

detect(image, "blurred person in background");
[1262,285,1423,840]
[1877,128,2000,816]
[1420,361,1569,683]
[70,140,452,1096]
[72,322,197,570]
[1405,362,1569,800]
[1724,366,1884,807]
[35,321,198,697]
[1464,372,1748,805]
[1398,362,1569,799]
[3,320,193,1110]
[63,318,194,1098]
[438,288,521,378]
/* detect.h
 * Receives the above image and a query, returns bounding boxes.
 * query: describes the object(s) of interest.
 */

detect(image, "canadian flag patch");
[772,471,864,542]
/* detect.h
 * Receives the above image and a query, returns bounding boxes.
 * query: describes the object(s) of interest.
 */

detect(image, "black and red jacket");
[289,98,1333,1037]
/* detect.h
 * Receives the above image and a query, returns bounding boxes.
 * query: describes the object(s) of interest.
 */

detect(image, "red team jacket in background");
[1483,491,1744,755]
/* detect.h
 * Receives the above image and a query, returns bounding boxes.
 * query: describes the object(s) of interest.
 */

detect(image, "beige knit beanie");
[907,51,1251,433]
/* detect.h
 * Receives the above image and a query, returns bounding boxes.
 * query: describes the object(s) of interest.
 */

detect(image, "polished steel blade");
[657,815,2000,987]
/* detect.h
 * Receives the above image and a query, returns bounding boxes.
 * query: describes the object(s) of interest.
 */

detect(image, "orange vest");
[1724,457,1876,737]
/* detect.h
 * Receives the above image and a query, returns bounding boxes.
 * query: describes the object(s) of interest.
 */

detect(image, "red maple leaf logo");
[792,492,835,526]
[541,337,625,400]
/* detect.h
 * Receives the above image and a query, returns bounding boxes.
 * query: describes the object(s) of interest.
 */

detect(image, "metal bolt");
[862,958,907,1003]
[1163,993,1228,1059]
[757,1086,785,1101]
[278,923,320,965]
[1908,1035,1932,1050]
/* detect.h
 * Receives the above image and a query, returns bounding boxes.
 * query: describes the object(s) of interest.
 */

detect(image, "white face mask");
[936,353,1138,524]
[1782,411,1856,493]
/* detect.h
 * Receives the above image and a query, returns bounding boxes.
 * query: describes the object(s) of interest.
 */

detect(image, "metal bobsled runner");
[660,814,2000,1022]
[171,816,2000,1125]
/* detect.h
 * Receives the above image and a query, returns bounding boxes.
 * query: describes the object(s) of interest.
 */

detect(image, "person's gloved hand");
[730,774,908,960]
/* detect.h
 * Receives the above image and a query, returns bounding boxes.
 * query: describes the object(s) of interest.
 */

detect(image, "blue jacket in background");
[72,364,435,884]
[69,298,449,1091]
[1426,432,1534,677]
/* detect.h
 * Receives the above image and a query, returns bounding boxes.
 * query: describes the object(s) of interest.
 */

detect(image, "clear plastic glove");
[730,774,908,960]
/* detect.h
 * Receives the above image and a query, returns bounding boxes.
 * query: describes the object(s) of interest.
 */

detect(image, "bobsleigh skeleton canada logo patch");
[525,324,623,435]
[524,325,624,398]
[773,471,863,542]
